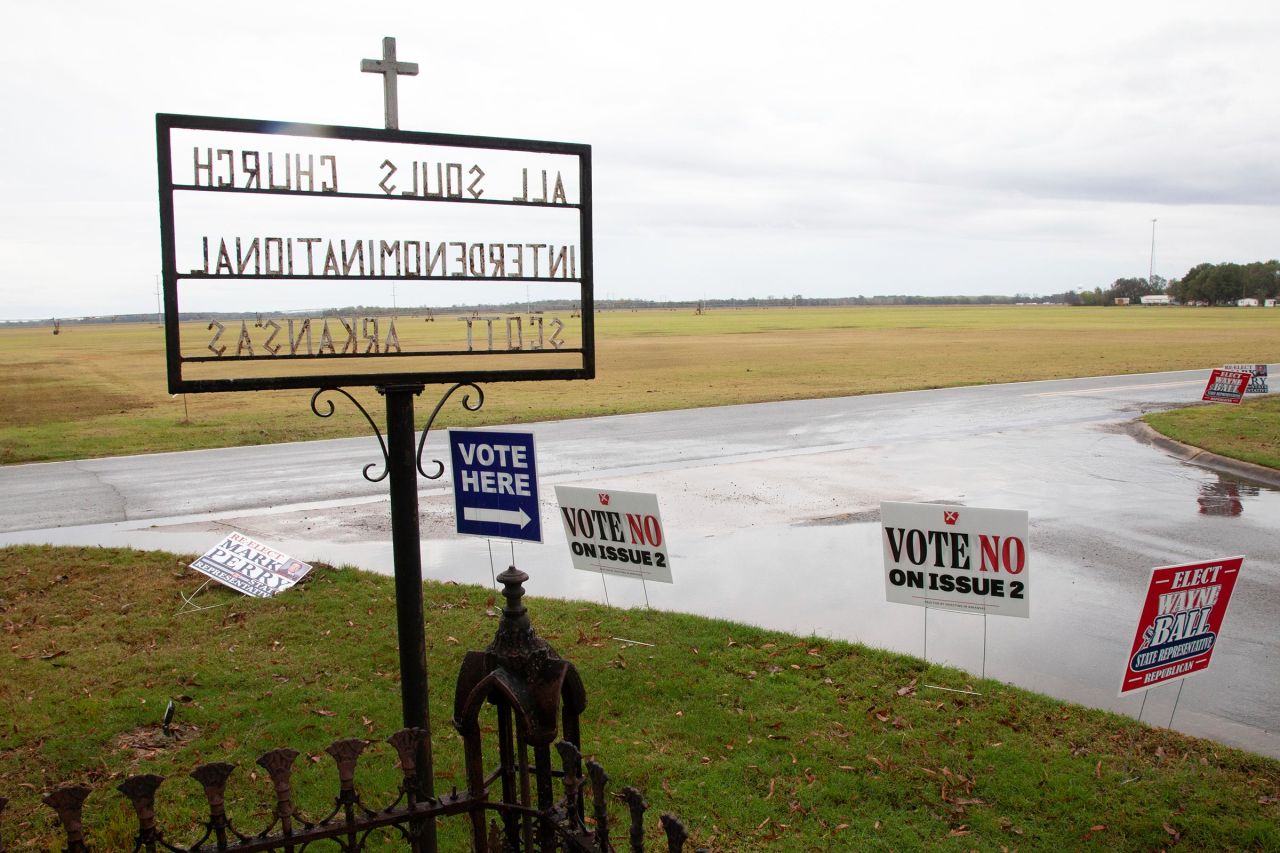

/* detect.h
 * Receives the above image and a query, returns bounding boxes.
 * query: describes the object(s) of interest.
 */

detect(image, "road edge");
[1126,420,1280,489]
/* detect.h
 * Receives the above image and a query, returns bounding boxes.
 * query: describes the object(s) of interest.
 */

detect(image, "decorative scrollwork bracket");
[416,382,485,479]
[310,388,390,483]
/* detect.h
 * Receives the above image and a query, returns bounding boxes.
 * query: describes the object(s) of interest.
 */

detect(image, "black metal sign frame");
[157,113,594,394]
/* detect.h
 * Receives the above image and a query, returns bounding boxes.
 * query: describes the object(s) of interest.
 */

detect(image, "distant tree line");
[12,260,1280,328]
[1167,260,1280,304]
[1063,260,1280,306]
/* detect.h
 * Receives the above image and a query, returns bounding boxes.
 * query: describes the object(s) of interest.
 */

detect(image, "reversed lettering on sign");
[160,114,593,391]
[192,148,339,193]
[192,237,578,280]
[201,314,567,358]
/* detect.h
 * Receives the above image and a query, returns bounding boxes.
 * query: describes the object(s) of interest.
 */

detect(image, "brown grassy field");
[2,305,1277,463]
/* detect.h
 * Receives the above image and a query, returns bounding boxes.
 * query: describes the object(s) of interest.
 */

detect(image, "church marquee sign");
[157,113,593,393]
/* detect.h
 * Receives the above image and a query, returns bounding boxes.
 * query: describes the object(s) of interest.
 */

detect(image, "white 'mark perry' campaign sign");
[190,532,312,598]
[881,502,1029,618]
[555,486,672,583]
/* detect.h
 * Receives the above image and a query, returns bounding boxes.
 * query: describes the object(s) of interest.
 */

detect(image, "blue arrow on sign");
[449,429,541,543]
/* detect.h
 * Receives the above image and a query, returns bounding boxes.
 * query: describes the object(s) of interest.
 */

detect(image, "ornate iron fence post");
[622,787,647,853]
[258,747,300,846]
[586,761,610,851]
[41,785,91,853]
[327,738,369,847]
[454,565,591,851]
[190,761,238,849]
[117,774,165,852]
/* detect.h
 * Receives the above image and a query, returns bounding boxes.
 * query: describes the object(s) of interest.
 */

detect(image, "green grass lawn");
[1145,395,1280,470]
[3,306,1278,463]
[1,546,1276,851]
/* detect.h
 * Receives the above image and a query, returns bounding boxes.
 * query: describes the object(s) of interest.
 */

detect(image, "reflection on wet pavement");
[1197,477,1259,517]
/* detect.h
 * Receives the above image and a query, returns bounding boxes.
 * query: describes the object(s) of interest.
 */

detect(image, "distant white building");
[1266,299,1277,307]
[1114,297,1131,305]
[1237,298,1260,307]
[1140,294,1171,305]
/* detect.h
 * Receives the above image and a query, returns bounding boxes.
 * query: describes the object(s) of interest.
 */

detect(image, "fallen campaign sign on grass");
[1202,369,1252,404]
[555,486,672,583]
[881,502,1029,618]
[1119,556,1244,695]
[190,532,312,598]
[1222,363,1269,394]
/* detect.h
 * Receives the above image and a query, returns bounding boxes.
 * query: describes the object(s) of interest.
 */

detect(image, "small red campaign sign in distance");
[1201,369,1252,404]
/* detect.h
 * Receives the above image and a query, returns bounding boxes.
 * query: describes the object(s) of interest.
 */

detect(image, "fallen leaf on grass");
[313,708,337,717]
[948,826,971,837]
[867,755,886,771]
[896,678,918,697]
[1163,822,1181,841]
[998,816,1024,835]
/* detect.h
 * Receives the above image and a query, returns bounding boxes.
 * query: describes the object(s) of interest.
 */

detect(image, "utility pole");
[1148,219,1157,287]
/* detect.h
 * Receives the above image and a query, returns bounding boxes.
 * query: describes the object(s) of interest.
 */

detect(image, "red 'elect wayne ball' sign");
[1201,369,1252,404]
[1119,556,1244,695]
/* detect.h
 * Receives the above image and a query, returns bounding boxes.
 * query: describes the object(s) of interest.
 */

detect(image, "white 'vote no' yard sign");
[555,486,672,583]
[881,501,1030,618]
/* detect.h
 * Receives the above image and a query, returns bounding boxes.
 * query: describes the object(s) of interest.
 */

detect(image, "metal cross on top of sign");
[361,36,418,130]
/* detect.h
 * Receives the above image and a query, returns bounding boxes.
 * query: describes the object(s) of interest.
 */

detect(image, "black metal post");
[379,383,437,852]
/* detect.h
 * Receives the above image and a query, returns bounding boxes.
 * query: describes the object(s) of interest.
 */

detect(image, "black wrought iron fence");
[3,567,704,853]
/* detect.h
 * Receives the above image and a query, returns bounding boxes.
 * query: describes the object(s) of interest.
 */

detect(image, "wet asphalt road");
[1,368,1277,756]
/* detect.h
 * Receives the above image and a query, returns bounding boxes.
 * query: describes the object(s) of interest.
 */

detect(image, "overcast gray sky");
[2,1,1278,319]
